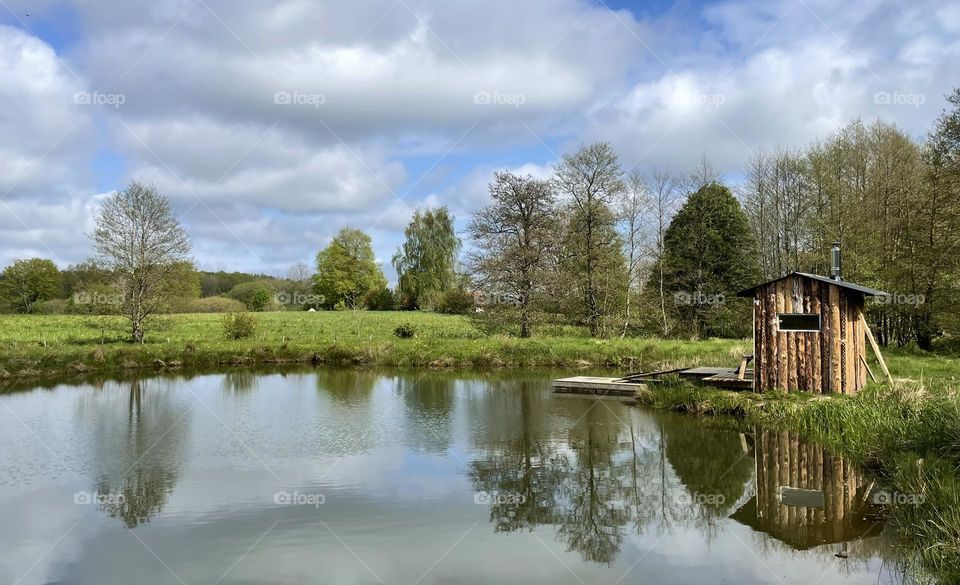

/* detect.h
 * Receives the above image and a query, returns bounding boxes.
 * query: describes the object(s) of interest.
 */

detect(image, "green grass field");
[0,311,751,379]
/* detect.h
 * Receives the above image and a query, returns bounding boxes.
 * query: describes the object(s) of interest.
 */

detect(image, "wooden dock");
[552,376,647,397]
[552,361,754,396]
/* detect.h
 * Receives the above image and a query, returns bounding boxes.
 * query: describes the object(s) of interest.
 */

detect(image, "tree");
[553,142,626,336]
[92,182,191,342]
[314,227,386,309]
[393,207,460,310]
[618,171,650,336]
[657,183,759,338]
[0,258,61,313]
[913,87,960,348]
[646,169,681,336]
[283,261,315,308]
[468,172,558,337]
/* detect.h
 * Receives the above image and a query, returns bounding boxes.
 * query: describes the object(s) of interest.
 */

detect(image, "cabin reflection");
[730,429,884,549]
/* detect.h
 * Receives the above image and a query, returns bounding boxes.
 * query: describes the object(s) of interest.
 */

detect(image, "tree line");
[1,88,957,347]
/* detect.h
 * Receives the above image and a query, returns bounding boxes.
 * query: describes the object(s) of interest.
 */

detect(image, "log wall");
[753,275,866,394]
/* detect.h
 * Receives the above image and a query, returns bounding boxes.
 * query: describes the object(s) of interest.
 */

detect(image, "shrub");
[366,286,397,311]
[177,296,247,313]
[437,288,475,315]
[222,312,257,340]
[249,288,272,312]
[393,323,416,338]
[227,281,278,310]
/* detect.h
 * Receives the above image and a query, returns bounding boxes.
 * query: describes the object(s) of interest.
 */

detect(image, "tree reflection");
[396,374,455,454]
[86,379,190,528]
[468,397,756,565]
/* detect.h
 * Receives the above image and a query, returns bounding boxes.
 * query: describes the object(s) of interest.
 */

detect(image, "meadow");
[0,311,751,379]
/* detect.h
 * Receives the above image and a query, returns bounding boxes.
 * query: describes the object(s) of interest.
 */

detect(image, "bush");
[227,281,279,311]
[222,312,257,340]
[176,296,246,313]
[249,288,272,312]
[393,322,416,338]
[437,288,475,315]
[366,286,397,311]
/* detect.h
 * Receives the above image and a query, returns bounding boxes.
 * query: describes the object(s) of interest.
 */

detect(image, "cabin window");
[778,313,821,332]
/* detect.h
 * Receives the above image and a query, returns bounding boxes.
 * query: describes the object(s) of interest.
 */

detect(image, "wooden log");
[753,296,763,390]
[786,279,798,392]
[829,285,842,393]
[861,313,893,383]
[767,285,777,391]
[819,282,830,394]
[776,281,788,391]
[844,296,855,394]
[810,281,822,393]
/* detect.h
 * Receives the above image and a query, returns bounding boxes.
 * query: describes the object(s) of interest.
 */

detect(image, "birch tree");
[93,182,191,343]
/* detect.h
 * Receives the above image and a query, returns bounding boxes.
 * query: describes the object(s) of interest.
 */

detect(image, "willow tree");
[393,207,460,309]
[93,182,191,343]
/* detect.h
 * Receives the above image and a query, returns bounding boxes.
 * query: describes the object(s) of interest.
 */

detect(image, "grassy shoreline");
[0,311,750,381]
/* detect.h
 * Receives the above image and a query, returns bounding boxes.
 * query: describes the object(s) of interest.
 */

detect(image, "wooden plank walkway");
[552,377,647,397]
[553,365,755,396]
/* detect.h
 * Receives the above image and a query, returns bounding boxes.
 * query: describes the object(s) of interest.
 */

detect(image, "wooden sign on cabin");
[736,253,888,394]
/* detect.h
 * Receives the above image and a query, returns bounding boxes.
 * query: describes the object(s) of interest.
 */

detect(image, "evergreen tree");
[657,183,759,338]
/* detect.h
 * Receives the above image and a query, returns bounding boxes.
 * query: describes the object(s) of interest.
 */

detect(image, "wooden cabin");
[737,271,888,395]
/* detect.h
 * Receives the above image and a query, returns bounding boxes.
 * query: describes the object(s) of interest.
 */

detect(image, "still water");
[0,370,905,584]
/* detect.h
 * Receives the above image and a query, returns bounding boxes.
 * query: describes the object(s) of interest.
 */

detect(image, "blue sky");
[0,0,957,279]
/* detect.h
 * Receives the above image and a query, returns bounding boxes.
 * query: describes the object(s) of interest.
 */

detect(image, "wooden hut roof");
[735,272,889,298]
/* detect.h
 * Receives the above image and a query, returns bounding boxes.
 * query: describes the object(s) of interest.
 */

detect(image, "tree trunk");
[132,319,144,344]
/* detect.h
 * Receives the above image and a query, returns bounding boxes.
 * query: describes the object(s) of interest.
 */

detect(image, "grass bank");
[0,311,750,380]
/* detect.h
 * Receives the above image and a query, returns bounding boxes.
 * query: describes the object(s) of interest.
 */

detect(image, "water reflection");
[81,379,190,527]
[0,370,907,585]
[731,429,885,550]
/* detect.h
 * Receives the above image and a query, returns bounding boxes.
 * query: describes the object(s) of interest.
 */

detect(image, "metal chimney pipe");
[831,242,842,281]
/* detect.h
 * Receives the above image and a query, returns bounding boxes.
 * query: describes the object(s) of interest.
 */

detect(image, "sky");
[0,0,957,280]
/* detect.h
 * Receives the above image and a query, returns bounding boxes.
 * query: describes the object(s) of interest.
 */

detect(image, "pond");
[0,369,908,584]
